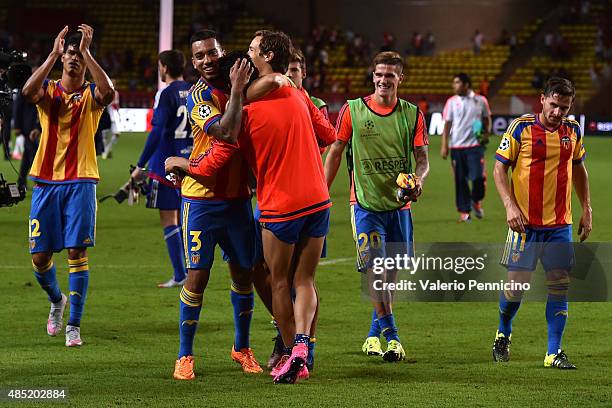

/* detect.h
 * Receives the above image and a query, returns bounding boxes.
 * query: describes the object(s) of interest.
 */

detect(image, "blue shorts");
[182,198,256,270]
[500,225,574,272]
[29,182,97,253]
[146,179,181,210]
[351,203,414,273]
[253,205,328,262]
[260,208,330,245]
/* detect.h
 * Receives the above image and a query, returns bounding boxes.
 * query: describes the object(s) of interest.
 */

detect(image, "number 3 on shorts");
[30,219,41,238]
[190,231,202,251]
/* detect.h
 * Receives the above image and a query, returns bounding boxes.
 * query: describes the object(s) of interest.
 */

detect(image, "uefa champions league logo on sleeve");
[198,105,211,120]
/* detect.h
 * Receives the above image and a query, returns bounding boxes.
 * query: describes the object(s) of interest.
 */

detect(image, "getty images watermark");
[371,253,531,293]
[360,243,612,302]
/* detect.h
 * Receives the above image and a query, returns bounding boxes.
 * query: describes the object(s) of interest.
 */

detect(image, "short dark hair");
[254,30,292,74]
[217,51,259,88]
[289,48,306,73]
[372,51,404,72]
[454,72,471,88]
[543,76,575,98]
[158,50,185,78]
[190,30,217,46]
[64,32,82,53]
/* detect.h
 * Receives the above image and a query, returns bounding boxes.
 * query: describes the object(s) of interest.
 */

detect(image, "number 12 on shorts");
[30,218,41,238]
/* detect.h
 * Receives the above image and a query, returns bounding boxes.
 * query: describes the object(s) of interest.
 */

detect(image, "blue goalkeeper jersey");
[138,80,193,184]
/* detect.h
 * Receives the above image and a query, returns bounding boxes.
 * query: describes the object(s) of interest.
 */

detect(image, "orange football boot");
[173,355,195,380]
[231,346,263,373]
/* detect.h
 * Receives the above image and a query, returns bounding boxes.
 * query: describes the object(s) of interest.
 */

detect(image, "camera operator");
[12,89,40,190]
[0,66,11,160]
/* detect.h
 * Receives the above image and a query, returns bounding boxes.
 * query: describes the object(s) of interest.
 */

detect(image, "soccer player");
[254,47,331,371]
[21,25,115,347]
[441,73,491,222]
[130,50,192,288]
[286,48,329,120]
[101,79,121,159]
[324,51,430,362]
[492,77,591,369]
[166,30,262,380]
[171,30,336,383]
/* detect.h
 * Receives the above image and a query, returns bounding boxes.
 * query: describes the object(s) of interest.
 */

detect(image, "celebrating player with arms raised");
[22,24,115,347]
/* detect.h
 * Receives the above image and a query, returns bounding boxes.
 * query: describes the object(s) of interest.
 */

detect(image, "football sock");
[378,313,400,343]
[230,282,254,350]
[546,278,569,355]
[307,337,316,363]
[178,286,203,358]
[33,260,62,304]
[283,346,292,356]
[498,290,522,337]
[164,225,186,282]
[294,333,310,347]
[67,258,89,326]
[367,309,382,338]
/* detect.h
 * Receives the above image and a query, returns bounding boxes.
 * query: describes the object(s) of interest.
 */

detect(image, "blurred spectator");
[411,32,423,56]
[472,30,484,55]
[544,32,554,54]
[589,63,601,87]
[424,31,436,56]
[381,32,395,52]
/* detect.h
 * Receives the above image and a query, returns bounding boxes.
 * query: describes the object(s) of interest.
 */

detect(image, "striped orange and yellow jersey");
[29,79,105,183]
[181,77,250,200]
[495,114,586,227]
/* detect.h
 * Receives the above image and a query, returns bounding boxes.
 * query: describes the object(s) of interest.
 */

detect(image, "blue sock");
[294,333,310,346]
[178,286,203,358]
[546,277,569,355]
[164,225,186,282]
[67,258,89,326]
[231,283,254,350]
[307,337,316,367]
[367,309,382,338]
[33,260,62,303]
[498,290,521,337]
[378,313,400,342]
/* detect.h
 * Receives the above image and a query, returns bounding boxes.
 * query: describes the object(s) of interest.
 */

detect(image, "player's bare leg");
[273,235,323,383]
[291,236,324,336]
[32,251,67,337]
[158,209,187,288]
[262,229,296,348]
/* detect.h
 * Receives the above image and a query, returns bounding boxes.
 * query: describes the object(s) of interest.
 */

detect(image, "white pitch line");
[319,257,353,266]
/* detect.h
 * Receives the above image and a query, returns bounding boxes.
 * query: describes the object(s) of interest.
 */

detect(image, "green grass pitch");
[0,134,610,407]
